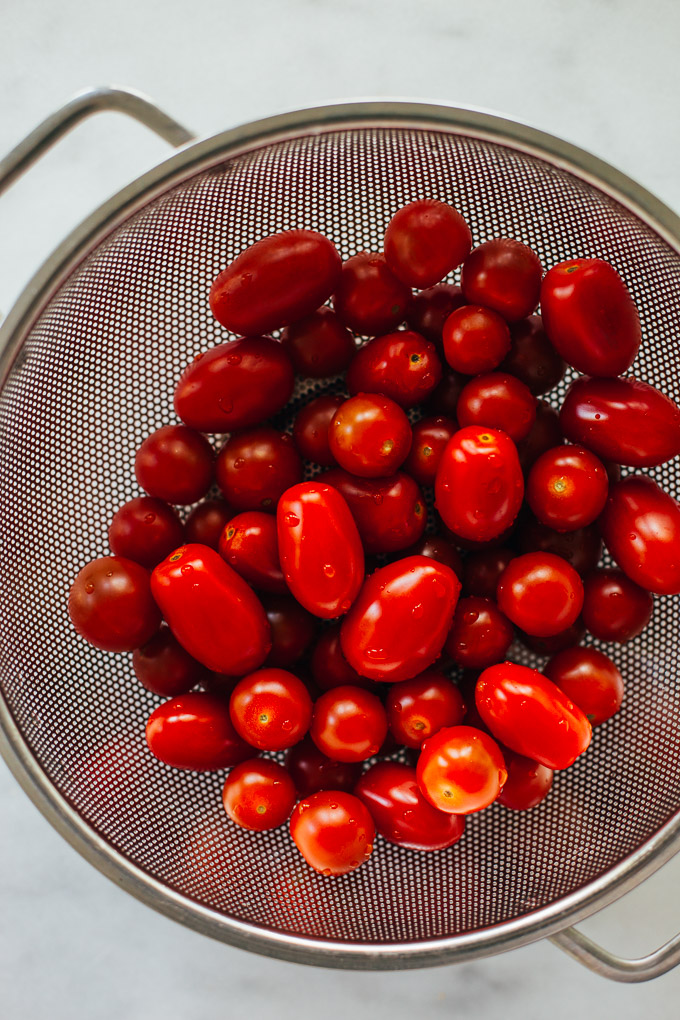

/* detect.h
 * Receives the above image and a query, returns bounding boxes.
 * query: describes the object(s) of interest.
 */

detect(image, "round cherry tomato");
[184,499,234,550]
[329,393,412,478]
[293,394,343,466]
[540,258,640,376]
[516,517,602,575]
[599,476,680,595]
[463,547,515,598]
[417,725,507,814]
[497,750,553,811]
[230,668,312,751]
[280,306,356,378]
[500,315,566,396]
[402,534,463,581]
[222,759,296,831]
[218,511,286,593]
[69,556,160,652]
[151,544,271,674]
[527,445,608,531]
[145,692,252,770]
[135,425,213,505]
[210,230,342,334]
[310,625,378,692]
[340,555,461,683]
[518,617,586,656]
[456,372,536,443]
[132,625,207,697]
[383,199,472,288]
[496,552,583,637]
[174,337,294,433]
[403,416,457,487]
[310,685,387,762]
[321,469,426,554]
[407,283,466,346]
[461,238,543,322]
[545,647,624,726]
[581,568,653,643]
[385,670,466,748]
[108,496,184,568]
[285,736,364,797]
[442,305,511,374]
[261,594,317,669]
[333,252,411,336]
[215,428,302,511]
[444,596,514,669]
[347,330,442,408]
[517,399,563,471]
[290,791,375,876]
[435,426,524,542]
[476,662,591,769]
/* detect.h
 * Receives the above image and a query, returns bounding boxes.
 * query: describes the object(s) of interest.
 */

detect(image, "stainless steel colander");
[1,88,680,982]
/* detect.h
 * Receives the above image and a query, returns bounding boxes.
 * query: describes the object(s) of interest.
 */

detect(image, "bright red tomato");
[496,552,583,637]
[527,445,609,531]
[215,428,302,511]
[517,399,563,471]
[135,425,213,505]
[402,534,463,581]
[280,306,356,378]
[385,670,466,748]
[184,499,234,550]
[69,556,160,652]
[518,618,586,656]
[581,568,653,642]
[333,252,411,336]
[383,199,472,288]
[222,759,296,831]
[285,736,364,797]
[497,750,553,811]
[132,625,207,697]
[310,625,378,692]
[321,469,426,554]
[260,594,317,669]
[456,372,536,443]
[463,547,515,598]
[444,596,514,669]
[347,330,442,408]
[230,668,312,751]
[500,315,566,396]
[417,725,507,814]
[218,511,287,593]
[406,283,466,346]
[442,305,511,375]
[461,238,543,322]
[516,517,602,575]
[290,791,375,876]
[310,685,387,762]
[545,647,624,725]
[403,416,457,487]
[328,394,412,477]
[108,496,184,568]
[292,394,343,467]
[145,692,252,770]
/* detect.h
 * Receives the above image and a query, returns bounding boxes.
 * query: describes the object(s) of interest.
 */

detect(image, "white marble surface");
[2,0,680,1016]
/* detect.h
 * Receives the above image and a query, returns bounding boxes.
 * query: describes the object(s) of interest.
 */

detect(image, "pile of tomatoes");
[68,198,680,878]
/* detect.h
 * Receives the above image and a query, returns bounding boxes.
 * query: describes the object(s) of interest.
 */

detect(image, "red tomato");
[222,759,296,831]
[527,445,609,531]
[215,428,302,511]
[69,556,160,652]
[340,555,461,682]
[184,499,234,550]
[385,670,466,748]
[333,252,411,336]
[540,258,640,376]
[403,416,457,487]
[402,534,463,581]
[581,568,653,642]
[456,372,536,443]
[151,544,271,674]
[425,366,470,418]
[280,306,356,378]
[518,618,586,656]
[517,399,563,471]
[218,511,286,593]
[497,750,553,811]
[516,517,602,575]
[285,736,364,797]
[310,625,378,692]
[435,426,524,542]
[383,199,472,288]
[444,596,514,669]
[347,330,442,408]
[261,594,317,669]
[210,230,342,334]
[289,791,375,876]
[496,552,583,637]
[461,238,543,322]
[321,469,426,554]
[174,337,294,433]
[135,425,213,505]
[407,283,466,346]
[442,305,511,374]
[500,315,566,396]
[560,376,680,468]
[145,692,252,770]
[292,394,343,466]
[599,476,680,595]
[545,647,624,726]
[277,482,364,618]
[230,668,312,751]
[475,662,591,769]
[108,496,184,568]
[132,625,207,697]
[310,685,387,762]
[417,725,507,814]
[463,547,515,598]
[329,394,412,478]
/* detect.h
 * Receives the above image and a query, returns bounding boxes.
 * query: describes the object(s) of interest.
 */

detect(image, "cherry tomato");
[310,625,378,692]
[442,305,511,375]
[435,426,524,542]
[385,670,466,748]
[497,750,553,811]
[135,425,213,505]
[517,516,602,575]
[545,647,624,726]
[424,366,469,418]
[599,476,680,595]
[289,791,375,876]
[285,736,364,796]
[496,552,583,637]
[340,555,461,682]
[383,199,472,288]
[540,258,640,376]
[560,376,680,468]
[222,759,296,831]
[456,372,536,443]
[517,399,563,471]
[463,547,515,598]
[461,238,543,322]
[230,668,312,751]
[292,394,343,466]
[407,283,466,346]
[527,445,608,532]
[184,499,234,550]
[333,252,411,336]
[402,416,457,487]
[145,692,252,770]
[151,544,271,674]
[402,534,463,581]
[500,315,566,396]
[310,685,387,762]
[444,596,514,669]
[329,393,412,478]
[210,230,342,335]
[132,625,207,697]
[174,337,294,433]
[347,330,442,408]
[69,556,161,652]
[581,568,653,642]
[216,428,302,511]
[321,469,426,554]
[218,511,286,594]
[280,306,356,378]
[108,496,184,568]
[518,618,586,656]
[261,594,317,669]
[417,725,507,814]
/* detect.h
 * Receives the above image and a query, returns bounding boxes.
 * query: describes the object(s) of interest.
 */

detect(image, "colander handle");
[0,86,194,196]
[551,925,680,982]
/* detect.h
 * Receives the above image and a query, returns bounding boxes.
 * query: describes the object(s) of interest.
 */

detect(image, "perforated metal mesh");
[1,124,679,949]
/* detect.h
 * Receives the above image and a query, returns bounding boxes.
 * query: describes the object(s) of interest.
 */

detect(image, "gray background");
[1,1,679,1016]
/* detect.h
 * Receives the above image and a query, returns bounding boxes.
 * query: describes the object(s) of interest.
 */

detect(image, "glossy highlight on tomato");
[135,425,214,505]
[310,685,387,762]
[581,568,653,642]
[461,238,543,322]
[216,428,302,511]
[69,556,161,652]
[108,497,184,569]
[290,791,375,876]
[333,252,411,336]
[383,199,472,288]
[442,305,511,375]
[222,759,296,831]
[230,668,312,751]
[444,596,514,670]
[456,372,536,443]
[386,670,466,748]
[219,511,287,593]
[347,330,442,408]
[329,393,412,478]
[545,647,624,725]
[526,445,609,532]
[145,692,252,770]
[403,416,457,487]
[496,552,583,637]
[417,725,507,814]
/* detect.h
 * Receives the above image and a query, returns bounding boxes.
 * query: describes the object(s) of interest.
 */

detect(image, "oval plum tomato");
[260,594,316,669]
[540,257,640,376]
[222,759,296,831]
[560,376,680,468]
[216,428,302,511]
[151,544,271,673]
[310,685,387,762]
[403,416,457,487]
[456,372,536,443]
[280,306,356,378]
[476,662,591,769]
[145,692,252,770]
[383,199,472,288]
[347,330,442,408]
[386,670,466,748]
[463,547,515,598]
[435,426,524,542]
[310,626,377,692]
[356,761,466,850]
[329,394,412,478]
[174,336,294,434]
[184,499,234,550]
[135,425,213,505]
[108,496,184,568]
[69,556,160,652]
[581,568,653,642]
[497,750,553,811]
[290,791,375,875]
[219,511,286,593]
[517,399,563,471]
[230,668,312,751]
[517,517,602,575]
[417,725,507,814]
[293,394,343,466]
[442,305,511,375]
[403,534,463,581]
[321,469,426,554]
[545,647,624,725]
[518,618,585,656]
[425,366,470,418]
[497,552,583,637]
[500,315,566,395]
[210,230,341,335]
[285,736,364,796]
[340,555,461,682]
[132,625,207,697]
[407,283,466,345]
[527,445,608,532]
[444,596,514,669]
[461,238,543,322]
[333,252,411,336]
[599,476,680,595]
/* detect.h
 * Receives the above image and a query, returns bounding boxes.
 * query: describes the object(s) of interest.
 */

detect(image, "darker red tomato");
[222,759,296,831]
[108,496,184,568]
[496,552,583,637]
[500,315,566,396]
[545,647,624,726]
[518,617,586,656]
[402,535,463,581]
[444,596,514,669]
[383,199,472,288]
[135,425,213,505]
[215,428,302,511]
[581,568,653,643]
[497,750,553,811]
[219,511,286,593]
[285,736,364,796]
[329,393,412,477]
[406,283,466,346]
[425,366,470,418]
[461,238,543,322]
[417,725,507,814]
[463,547,515,598]
[280,306,356,378]
[310,625,378,692]
[403,416,457,487]
[293,394,343,466]
[230,668,312,751]
[321,469,426,554]
[145,692,252,770]
[347,330,442,408]
[442,305,511,374]
[385,670,466,748]
[69,556,161,652]
[527,445,609,532]
[517,399,563,471]
[184,499,234,550]
[261,594,317,669]
[516,517,602,575]
[310,685,387,762]
[290,791,375,876]
[333,252,411,336]
[456,372,536,443]
[132,625,207,697]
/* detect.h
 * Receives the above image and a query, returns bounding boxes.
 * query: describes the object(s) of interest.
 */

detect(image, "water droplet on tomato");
[144,512,156,524]
[365,844,373,855]
[340,600,351,612]
[234,457,245,469]
[218,396,233,413]
[373,493,383,505]
[463,610,479,624]
[85,583,94,594]
[486,478,502,495]
[322,868,332,877]
[181,564,193,575]
[412,602,424,618]
[629,533,637,541]
[281,719,293,731]
[366,648,386,661]
[227,353,241,366]
[594,413,601,420]
[284,512,300,526]
[193,352,204,362]
[330,803,338,810]
[323,564,336,578]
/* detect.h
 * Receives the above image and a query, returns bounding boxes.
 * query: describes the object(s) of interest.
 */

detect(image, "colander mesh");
[0,125,679,945]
